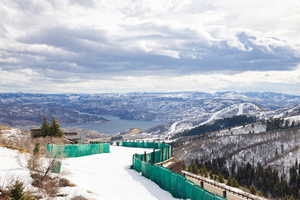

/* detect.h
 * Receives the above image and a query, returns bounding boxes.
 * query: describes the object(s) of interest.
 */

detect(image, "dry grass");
[71,196,89,200]
[0,143,29,153]
[0,132,67,155]
[58,178,76,187]
[0,131,74,199]
[31,173,59,197]
[30,172,75,197]
[0,125,11,130]
[0,132,33,154]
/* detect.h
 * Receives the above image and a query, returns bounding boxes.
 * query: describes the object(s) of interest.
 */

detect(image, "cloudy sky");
[0,0,300,94]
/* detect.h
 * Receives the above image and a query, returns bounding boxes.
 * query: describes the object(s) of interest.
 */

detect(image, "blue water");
[63,115,162,135]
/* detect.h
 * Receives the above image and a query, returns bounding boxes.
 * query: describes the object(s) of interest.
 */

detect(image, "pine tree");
[40,117,50,137]
[9,180,25,200]
[227,177,239,188]
[49,119,63,137]
[33,143,40,155]
[249,185,257,194]
[291,121,296,128]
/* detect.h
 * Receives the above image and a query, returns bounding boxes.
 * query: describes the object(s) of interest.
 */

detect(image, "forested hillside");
[174,121,300,199]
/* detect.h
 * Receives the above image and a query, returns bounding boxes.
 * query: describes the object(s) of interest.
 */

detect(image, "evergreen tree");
[9,180,25,200]
[227,177,239,187]
[249,185,257,194]
[40,117,50,137]
[33,143,40,155]
[49,119,63,137]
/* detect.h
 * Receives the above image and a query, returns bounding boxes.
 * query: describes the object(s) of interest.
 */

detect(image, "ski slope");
[60,146,178,200]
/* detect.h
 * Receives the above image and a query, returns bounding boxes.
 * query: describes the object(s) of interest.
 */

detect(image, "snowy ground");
[0,146,179,200]
[0,147,32,189]
[60,146,179,200]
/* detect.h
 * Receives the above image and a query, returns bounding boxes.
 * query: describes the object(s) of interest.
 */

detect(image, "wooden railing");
[182,170,268,200]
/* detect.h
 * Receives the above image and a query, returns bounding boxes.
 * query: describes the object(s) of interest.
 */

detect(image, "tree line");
[181,115,257,137]
[32,118,63,137]
[188,158,299,199]
[266,117,300,132]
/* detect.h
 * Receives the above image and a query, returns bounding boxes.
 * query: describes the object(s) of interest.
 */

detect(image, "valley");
[2,91,300,199]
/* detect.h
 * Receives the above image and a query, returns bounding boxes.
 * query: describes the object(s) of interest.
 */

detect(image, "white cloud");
[0,0,299,93]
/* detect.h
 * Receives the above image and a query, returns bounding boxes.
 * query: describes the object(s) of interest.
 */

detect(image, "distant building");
[64,132,85,143]
[88,138,110,143]
[30,128,42,137]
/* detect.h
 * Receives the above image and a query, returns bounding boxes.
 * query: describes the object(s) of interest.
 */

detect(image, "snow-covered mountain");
[0,92,300,134]
[165,102,264,138]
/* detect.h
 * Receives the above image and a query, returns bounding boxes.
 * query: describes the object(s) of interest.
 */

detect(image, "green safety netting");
[50,160,62,173]
[120,141,225,200]
[47,143,110,158]
[120,141,172,163]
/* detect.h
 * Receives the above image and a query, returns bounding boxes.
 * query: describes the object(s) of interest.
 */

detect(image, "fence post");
[144,151,147,162]
[201,181,204,188]
[223,190,227,199]
[152,148,155,164]
[131,154,135,169]
[167,146,169,159]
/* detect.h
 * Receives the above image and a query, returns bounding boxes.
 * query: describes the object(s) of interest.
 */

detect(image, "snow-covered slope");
[0,147,32,189]
[265,104,300,119]
[60,146,178,200]
[217,122,266,136]
[166,103,263,138]
[286,115,300,122]
[0,146,178,200]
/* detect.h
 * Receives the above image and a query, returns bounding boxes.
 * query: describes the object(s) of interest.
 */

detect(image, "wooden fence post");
[223,190,227,199]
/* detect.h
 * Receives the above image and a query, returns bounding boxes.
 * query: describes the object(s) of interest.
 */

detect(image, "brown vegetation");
[71,196,89,200]
[166,160,185,174]
[0,131,67,155]
[0,125,11,130]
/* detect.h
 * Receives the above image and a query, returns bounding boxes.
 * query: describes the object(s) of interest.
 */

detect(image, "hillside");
[173,120,300,198]
[1,92,300,131]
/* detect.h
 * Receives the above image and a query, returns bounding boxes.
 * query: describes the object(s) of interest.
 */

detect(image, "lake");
[63,115,162,135]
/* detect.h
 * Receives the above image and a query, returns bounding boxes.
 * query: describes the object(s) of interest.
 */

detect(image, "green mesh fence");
[121,141,225,200]
[50,160,62,173]
[47,143,110,158]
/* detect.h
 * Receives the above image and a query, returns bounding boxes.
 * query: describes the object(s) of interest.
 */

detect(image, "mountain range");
[1,92,300,135]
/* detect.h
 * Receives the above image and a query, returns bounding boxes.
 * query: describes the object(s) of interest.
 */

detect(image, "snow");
[0,147,32,189]
[165,102,264,139]
[286,115,300,122]
[216,122,266,136]
[60,146,179,200]
[0,146,179,200]
[237,103,244,115]
[0,128,22,136]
